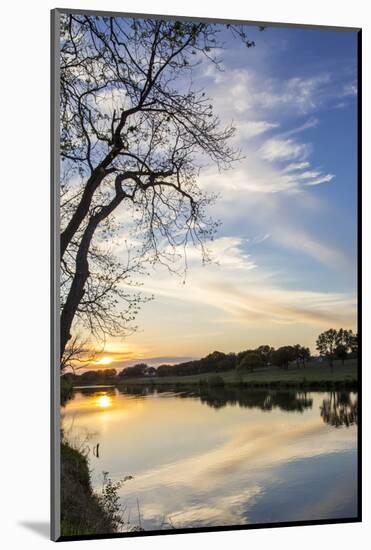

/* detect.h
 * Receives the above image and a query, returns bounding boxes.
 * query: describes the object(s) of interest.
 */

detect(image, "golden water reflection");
[62,387,358,530]
[96,394,112,408]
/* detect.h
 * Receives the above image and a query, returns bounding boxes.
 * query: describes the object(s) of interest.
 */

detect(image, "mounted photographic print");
[51,8,361,542]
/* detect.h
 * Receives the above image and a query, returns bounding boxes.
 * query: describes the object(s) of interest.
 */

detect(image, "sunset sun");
[95,357,113,366]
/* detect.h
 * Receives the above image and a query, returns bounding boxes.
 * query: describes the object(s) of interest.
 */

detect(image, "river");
[62,386,358,531]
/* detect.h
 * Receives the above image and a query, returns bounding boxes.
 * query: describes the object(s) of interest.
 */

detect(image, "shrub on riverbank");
[61,441,116,536]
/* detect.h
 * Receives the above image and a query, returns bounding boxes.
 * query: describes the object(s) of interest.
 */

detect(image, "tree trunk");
[60,224,94,357]
[60,179,127,358]
[60,168,107,259]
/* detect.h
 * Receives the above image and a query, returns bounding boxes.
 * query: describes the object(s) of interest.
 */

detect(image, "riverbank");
[114,360,358,390]
[60,440,115,537]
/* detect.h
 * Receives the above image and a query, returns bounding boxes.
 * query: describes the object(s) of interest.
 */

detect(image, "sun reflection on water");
[96,394,112,408]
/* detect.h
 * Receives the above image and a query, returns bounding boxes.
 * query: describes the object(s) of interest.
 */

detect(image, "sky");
[84,23,358,369]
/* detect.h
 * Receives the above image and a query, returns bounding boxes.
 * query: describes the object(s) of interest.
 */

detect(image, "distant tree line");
[150,344,312,377]
[63,368,118,385]
[62,328,358,383]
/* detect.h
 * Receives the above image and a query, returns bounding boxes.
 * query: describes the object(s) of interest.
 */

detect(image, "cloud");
[281,117,320,137]
[280,75,331,113]
[200,158,332,195]
[271,226,348,269]
[259,138,310,162]
[197,53,337,197]
[204,65,332,118]
[188,237,257,271]
[234,120,280,140]
[116,410,356,528]
[342,82,357,97]
[305,174,335,186]
[124,236,356,332]
[283,162,311,173]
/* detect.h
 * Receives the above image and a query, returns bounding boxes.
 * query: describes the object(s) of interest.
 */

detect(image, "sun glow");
[96,394,112,408]
[95,356,113,366]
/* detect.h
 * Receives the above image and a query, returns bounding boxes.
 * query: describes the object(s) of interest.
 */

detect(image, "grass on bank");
[60,440,117,537]
[115,359,358,389]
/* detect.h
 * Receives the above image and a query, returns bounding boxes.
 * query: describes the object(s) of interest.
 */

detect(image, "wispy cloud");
[122,236,356,334]
[187,237,257,271]
[234,120,280,140]
[305,174,335,186]
[280,117,320,137]
[283,161,311,173]
[205,66,334,118]
[259,137,310,162]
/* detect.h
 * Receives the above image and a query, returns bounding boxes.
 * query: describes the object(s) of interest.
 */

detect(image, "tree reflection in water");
[117,385,313,413]
[198,388,313,412]
[320,392,358,427]
[75,385,358,424]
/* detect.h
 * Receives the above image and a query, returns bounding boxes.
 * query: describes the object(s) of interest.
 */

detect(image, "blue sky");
[90,22,359,366]
[216,25,358,294]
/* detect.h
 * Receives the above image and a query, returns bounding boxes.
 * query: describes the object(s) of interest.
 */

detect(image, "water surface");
[62,387,358,530]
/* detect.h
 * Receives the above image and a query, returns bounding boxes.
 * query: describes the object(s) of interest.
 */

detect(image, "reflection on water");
[95,394,112,408]
[320,391,358,428]
[62,387,358,530]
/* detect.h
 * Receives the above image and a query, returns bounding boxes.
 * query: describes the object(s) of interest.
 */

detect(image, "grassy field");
[116,359,358,389]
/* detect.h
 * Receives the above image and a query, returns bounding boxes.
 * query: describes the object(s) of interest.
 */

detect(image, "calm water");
[62,386,358,530]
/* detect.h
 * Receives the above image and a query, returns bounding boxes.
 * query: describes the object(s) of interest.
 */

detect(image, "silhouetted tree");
[349,332,358,356]
[60,333,95,372]
[59,14,256,359]
[293,345,310,368]
[272,346,296,369]
[293,344,302,367]
[237,352,262,373]
[316,329,337,369]
[300,346,311,367]
[119,363,148,378]
[316,328,357,369]
[256,345,275,365]
[335,343,348,365]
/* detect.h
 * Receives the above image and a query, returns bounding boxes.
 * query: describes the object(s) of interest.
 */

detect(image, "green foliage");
[98,472,133,532]
[237,352,262,373]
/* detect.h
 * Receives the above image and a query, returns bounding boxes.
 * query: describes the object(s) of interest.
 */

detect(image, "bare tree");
[59,15,256,359]
[60,333,94,373]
